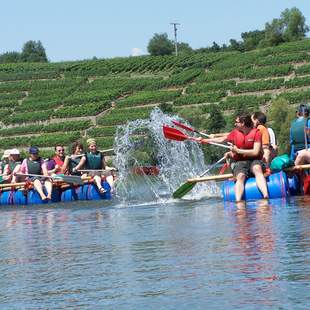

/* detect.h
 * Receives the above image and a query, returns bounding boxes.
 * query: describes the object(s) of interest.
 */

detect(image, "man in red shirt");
[205,113,268,202]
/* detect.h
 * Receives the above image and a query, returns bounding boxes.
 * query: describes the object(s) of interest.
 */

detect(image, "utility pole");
[170,22,180,56]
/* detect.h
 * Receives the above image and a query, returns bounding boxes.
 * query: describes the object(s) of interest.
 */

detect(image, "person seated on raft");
[203,112,269,202]
[47,144,67,175]
[3,149,23,183]
[251,112,277,168]
[61,141,84,176]
[0,149,11,177]
[18,146,53,201]
[290,103,310,159]
[73,138,115,194]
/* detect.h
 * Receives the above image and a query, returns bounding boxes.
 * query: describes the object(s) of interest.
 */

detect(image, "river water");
[1,196,310,309]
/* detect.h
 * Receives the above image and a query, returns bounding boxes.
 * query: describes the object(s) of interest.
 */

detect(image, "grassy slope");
[1,39,310,157]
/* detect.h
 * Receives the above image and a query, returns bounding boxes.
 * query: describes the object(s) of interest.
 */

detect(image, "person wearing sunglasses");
[47,144,67,175]
[203,112,268,202]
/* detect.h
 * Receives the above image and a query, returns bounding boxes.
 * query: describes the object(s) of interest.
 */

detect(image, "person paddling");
[62,141,84,175]
[73,138,115,193]
[204,113,268,202]
[18,146,53,201]
[290,103,310,159]
[251,112,277,169]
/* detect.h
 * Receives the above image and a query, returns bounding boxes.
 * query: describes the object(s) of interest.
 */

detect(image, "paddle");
[17,173,84,185]
[172,120,211,138]
[173,156,226,198]
[163,125,231,149]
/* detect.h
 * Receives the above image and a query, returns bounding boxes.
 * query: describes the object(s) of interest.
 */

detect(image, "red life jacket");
[52,155,65,174]
[227,128,262,161]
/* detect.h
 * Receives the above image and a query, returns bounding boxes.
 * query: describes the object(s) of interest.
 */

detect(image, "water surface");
[0,197,310,309]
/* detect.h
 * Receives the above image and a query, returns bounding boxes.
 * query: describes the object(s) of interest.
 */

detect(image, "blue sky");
[1,0,310,62]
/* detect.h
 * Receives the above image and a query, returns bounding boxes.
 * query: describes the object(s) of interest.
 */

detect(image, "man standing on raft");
[205,113,268,202]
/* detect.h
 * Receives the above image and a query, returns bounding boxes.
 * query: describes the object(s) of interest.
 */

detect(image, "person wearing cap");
[290,103,310,159]
[18,146,53,201]
[47,144,67,175]
[3,149,23,183]
[0,149,11,175]
[73,138,115,194]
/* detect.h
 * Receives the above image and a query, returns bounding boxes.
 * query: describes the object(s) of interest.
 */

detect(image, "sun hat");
[10,148,20,155]
[1,149,11,160]
[87,138,97,146]
[29,146,39,154]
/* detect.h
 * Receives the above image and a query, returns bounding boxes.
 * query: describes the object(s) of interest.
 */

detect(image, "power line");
[170,22,180,56]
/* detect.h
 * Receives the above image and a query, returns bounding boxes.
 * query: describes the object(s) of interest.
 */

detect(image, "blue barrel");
[222,171,289,202]
[287,174,300,195]
[13,190,28,205]
[61,185,86,202]
[28,190,48,204]
[83,181,111,200]
[0,190,15,205]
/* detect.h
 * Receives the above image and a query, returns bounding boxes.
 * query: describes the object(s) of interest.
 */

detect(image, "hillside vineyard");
[1,39,310,157]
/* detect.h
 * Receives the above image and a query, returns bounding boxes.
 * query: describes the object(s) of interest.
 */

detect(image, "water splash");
[113,108,221,202]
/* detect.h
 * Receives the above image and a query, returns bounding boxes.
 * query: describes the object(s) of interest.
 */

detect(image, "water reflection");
[0,198,310,308]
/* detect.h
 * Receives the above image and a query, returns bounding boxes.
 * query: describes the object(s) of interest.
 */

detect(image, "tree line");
[148,7,309,56]
[0,40,48,63]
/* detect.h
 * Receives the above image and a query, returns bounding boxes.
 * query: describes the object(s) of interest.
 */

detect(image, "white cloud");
[131,47,143,56]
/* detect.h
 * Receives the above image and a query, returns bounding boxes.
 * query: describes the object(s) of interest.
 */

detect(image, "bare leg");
[106,175,114,191]
[93,175,105,193]
[44,180,53,199]
[235,173,246,202]
[252,164,269,199]
[33,179,47,200]
[295,149,310,166]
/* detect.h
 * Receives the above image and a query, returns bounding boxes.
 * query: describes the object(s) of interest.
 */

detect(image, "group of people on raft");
[0,138,115,201]
[203,103,310,202]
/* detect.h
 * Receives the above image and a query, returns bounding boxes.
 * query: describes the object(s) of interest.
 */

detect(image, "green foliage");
[0,120,91,137]
[267,98,295,153]
[147,33,174,56]
[206,105,226,132]
[117,90,181,107]
[174,92,225,106]
[21,40,48,62]
[233,78,284,93]
[0,52,21,64]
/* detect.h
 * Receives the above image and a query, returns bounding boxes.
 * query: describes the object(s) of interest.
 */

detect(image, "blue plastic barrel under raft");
[222,171,289,202]
[61,185,86,202]
[27,188,60,205]
[0,189,27,205]
[83,181,111,200]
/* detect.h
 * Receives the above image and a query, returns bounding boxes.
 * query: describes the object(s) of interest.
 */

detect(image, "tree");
[241,30,265,51]
[229,39,244,52]
[206,105,226,133]
[281,7,309,41]
[177,42,193,54]
[0,51,21,63]
[262,7,309,47]
[267,98,295,154]
[147,33,174,56]
[21,40,48,62]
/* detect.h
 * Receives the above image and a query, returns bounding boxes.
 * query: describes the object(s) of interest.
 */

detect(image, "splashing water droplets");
[113,108,221,202]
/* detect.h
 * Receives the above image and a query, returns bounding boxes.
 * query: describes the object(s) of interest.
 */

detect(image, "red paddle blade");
[219,162,228,175]
[163,125,189,141]
[172,120,195,133]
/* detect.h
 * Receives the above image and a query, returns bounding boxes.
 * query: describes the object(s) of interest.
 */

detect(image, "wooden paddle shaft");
[187,164,310,183]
